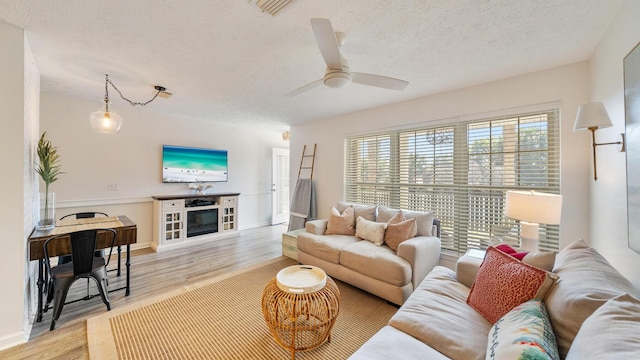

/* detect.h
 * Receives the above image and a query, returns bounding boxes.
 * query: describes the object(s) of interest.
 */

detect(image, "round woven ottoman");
[262,265,340,359]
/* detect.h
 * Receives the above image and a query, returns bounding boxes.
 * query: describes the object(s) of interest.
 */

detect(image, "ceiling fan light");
[324,72,351,88]
[90,105,123,134]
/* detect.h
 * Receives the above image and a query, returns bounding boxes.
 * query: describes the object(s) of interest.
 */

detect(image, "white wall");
[589,0,640,289]
[40,92,290,247]
[291,62,592,251]
[22,32,40,344]
[0,20,35,350]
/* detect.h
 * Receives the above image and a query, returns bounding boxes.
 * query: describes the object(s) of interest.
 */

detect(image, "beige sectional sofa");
[349,239,640,359]
[297,202,441,305]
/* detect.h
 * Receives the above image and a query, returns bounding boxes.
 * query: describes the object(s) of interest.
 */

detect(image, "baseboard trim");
[0,330,26,352]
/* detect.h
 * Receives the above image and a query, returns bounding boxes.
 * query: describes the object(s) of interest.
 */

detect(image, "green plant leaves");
[35,131,63,186]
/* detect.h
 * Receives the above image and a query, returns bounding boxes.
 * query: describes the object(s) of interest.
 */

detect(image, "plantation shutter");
[345,108,560,255]
[344,133,396,207]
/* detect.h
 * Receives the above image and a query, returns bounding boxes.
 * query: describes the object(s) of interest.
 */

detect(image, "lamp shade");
[505,190,562,225]
[89,107,123,134]
[574,102,612,131]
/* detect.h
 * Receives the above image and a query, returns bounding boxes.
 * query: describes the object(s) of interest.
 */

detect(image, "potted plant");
[36,131,63,230]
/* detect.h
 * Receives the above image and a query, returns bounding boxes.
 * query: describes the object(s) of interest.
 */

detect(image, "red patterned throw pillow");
[467,246,559,323]
[495,244,528,261]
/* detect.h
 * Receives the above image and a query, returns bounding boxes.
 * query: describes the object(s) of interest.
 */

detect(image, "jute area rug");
[87,257,398,359]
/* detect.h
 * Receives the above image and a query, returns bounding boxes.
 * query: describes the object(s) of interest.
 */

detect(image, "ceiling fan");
[286,18,409,97]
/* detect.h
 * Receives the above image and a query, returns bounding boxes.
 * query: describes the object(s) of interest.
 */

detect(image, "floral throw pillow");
[467,246,559,323]
[487,299,560,360]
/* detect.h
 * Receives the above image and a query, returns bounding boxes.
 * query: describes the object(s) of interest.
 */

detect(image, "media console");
[151,193,240,252]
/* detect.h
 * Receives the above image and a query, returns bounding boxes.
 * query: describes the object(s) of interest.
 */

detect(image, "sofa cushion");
[297,232,359,264]
[487,299,560,360]
[377,206,434,236]
[545,239,638,358]
[566,293,640,360]
[355,216,386,246]
[348,326,451,360]
[384,212,417,252]
[340,240,411,286]
[337,201,377,221]
[467,246,558,323]
[325,206,355,235]
[389,266,491,360]
[376,206,399,223]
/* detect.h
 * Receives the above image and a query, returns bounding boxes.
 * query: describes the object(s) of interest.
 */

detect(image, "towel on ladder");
[288,178,316,231]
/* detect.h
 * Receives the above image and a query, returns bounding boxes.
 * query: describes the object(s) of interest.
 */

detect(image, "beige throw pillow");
[566,293,640,359]
[377,206,435,236]
[337,201,377,221]
[545,239,637,359]
[325,206,355,235]
[384,211,417,251]
[355,216,386,246]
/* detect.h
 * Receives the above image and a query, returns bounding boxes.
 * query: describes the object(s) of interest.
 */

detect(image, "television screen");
[162,145,228,183]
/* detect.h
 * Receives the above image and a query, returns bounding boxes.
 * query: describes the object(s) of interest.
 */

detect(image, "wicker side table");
[262,266,340,360]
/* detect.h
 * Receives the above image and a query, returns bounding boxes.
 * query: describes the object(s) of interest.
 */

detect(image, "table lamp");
[505,190,562,252]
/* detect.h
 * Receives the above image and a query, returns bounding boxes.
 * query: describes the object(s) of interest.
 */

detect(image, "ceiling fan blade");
[352,72,409,90]
[310,18,343,70]
[285,79,324,97]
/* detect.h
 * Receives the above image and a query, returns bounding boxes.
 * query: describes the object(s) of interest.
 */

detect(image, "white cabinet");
[162,199,185,243]
[220,196,237,231]
[152,193,239,252]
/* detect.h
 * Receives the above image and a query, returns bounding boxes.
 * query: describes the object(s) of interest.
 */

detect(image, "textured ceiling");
[0,0,624,131]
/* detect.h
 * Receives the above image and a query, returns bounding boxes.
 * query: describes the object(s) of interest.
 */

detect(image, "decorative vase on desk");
[35,131,63,231]
[38,192,55,230]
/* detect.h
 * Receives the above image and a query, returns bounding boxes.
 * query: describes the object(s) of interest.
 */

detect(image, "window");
[345,109,560,255]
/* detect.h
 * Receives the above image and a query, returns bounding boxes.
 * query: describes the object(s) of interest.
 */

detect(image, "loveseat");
[349,239,640,359]
[297,202,441,305]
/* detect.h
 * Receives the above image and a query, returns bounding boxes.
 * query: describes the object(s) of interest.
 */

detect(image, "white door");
[271,148,290,225]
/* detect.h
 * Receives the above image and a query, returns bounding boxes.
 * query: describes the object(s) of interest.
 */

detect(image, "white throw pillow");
[355,216,386,246]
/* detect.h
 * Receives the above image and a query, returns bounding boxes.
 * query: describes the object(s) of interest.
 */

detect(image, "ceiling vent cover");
[251,0,294,16]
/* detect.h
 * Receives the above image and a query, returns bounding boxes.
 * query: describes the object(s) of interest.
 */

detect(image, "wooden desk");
[28,215,137,322]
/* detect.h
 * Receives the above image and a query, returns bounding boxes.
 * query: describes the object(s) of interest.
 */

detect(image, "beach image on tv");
[162,145,228,183]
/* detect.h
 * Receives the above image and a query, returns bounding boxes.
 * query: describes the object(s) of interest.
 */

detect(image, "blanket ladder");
[297,144,316,180]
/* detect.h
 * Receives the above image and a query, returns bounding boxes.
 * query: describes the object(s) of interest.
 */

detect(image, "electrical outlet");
[108,184,119,191]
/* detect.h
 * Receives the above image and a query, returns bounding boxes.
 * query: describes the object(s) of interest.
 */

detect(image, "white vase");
[37,192,56,230]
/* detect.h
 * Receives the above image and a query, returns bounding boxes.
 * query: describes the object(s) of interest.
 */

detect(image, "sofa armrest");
[305,219,328,235]
[397,236,441,290]
[455,254,483,288]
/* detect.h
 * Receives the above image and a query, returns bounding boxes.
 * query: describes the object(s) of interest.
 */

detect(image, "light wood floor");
[1,224,289,360]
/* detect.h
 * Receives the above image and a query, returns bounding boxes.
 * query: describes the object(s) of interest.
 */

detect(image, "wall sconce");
[282,131,290,141]
[573,102,625,180]
[89,74,170,134]
[505,190,563,252]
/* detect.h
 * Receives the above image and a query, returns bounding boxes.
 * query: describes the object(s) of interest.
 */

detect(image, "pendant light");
[89,75,123,134]
[89,74,169,134]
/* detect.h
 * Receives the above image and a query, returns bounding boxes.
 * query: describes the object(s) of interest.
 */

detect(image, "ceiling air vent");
[250,0,295,16]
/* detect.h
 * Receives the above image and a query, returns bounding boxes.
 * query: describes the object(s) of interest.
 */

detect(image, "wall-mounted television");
[162,145,228,183]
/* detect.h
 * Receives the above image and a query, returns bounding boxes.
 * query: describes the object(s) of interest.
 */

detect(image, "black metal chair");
[59,212,109,220]
[58,212,122,275]
[54,212,122,301]
[58,212,110,264]
[43,228,116,330]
